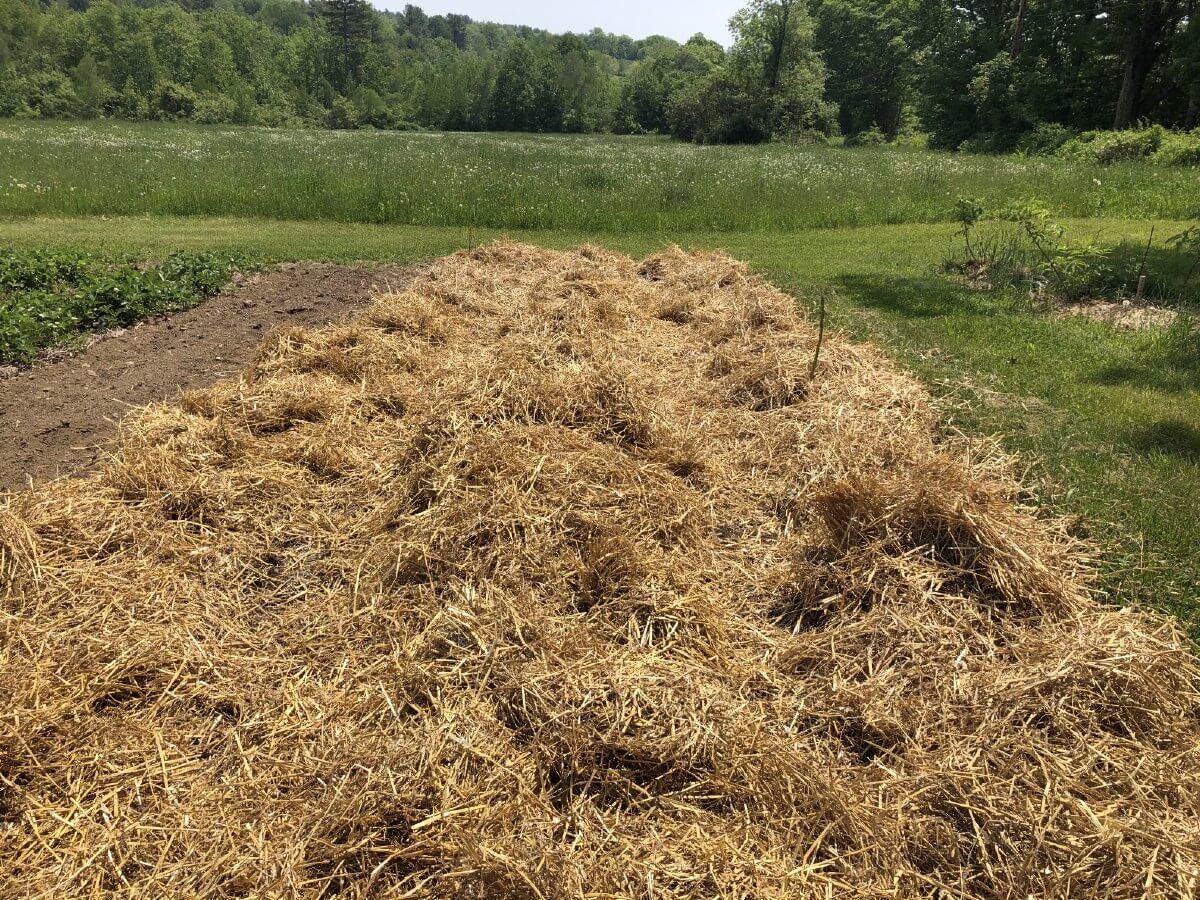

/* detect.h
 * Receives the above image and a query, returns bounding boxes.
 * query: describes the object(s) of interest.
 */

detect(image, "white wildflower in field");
[0,120,1196,230]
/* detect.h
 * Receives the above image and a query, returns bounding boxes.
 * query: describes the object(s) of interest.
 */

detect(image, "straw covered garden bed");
[1,242,1198,896]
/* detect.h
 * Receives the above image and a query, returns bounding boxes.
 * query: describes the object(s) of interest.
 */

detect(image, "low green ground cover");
[0,246,241,363]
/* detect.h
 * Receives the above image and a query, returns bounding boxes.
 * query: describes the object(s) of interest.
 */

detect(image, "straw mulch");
[1,242,1198,898]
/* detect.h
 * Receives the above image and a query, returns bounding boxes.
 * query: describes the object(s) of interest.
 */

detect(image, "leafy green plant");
[1058,126,1168,166]
[1014,123,1078,157]
[945,199,1117,301]
[0,248,91,291]
[952,196,984,260]
[1172,225,1200,288]
[1006,201,1112,300]
[1152,131,1200,168]
[0,249,244,364]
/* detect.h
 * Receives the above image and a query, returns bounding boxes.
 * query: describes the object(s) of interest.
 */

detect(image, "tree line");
[1,0,1197,149]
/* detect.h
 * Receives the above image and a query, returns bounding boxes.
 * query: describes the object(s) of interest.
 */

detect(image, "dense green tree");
[669,74,773,142]
[616,35,721,133]
[668,0,832,143]
[151,4,202,84]
[70,51,105,115]
[111,30,160,95]
[729,0,820,96]
[553,33,613,132]
[813,0,916,138]
[321,0,373,90]
[1112,0,1185,129]
[2,0,1198,146]
[491,39,558,130]
[416,44,492,129]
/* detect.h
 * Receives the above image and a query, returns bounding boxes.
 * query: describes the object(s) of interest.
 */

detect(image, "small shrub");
[1,72,78,119]
[1151,130,1200,167]
[945,199,1116,302]
[1172,224,1200,287]
[893,130,929,149]
[952,196,984,260]
[1005,201,1113,299]
[327,97,361,130]
[150,82,198,121]
[958,132,1016,155]
[846,125,887,147]
[106,79,149,119]
[192,94,238,125]
[1059,126,1167,165]
[351,87,391,129]
[1015,122,1077,156]
[257,100,303,128]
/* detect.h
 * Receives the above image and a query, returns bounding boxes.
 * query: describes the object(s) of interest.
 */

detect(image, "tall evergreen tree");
[70,51,104,115]
[322,0,373,90]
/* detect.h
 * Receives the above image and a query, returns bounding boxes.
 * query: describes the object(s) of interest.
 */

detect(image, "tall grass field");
[2,120,1200,231]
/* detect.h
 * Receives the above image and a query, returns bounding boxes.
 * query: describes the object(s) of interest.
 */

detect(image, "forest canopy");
[1,0,1197,149]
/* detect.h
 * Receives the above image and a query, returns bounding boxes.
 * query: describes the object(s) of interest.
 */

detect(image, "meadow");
[2,120,1200,230]
[1,121,1197,634]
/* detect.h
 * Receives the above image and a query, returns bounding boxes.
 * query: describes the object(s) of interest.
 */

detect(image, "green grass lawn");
[3,212,1197,635]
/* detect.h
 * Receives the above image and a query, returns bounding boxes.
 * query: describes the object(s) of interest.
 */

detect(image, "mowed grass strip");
[3,121,1200,230]
[1,214,1196,634]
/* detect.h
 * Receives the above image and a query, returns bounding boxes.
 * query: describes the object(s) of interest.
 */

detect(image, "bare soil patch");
[1058,298,1179,329]
[0,263,411,491]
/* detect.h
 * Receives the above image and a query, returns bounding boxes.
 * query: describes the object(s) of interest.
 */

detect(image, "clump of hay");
[1,241,1198,897]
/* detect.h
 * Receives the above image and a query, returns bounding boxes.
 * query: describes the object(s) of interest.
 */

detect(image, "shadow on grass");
[836,274,980,319]
[1128,419,1200,461]
[1108,241,1200,304]
[1089,314,1200,394]
[1091,362,1200,394]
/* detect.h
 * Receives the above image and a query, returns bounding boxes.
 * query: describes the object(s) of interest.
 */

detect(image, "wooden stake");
[808,291,827,381]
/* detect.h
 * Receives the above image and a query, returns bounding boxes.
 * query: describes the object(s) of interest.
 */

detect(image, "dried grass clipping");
[1,242,1198,898]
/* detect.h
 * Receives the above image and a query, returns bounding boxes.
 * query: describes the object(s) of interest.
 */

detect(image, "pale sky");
[378,1,738,46]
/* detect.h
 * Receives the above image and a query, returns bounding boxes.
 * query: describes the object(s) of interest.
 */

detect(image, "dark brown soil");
[0,263,412,492]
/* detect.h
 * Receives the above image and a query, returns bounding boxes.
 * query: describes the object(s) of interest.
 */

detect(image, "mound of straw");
[2,242,1198,897]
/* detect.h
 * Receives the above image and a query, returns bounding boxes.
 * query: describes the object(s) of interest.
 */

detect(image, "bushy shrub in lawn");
[947,197,1118,301]
[192,94,238,125]
[1058,126,1168,165]
[1151,130,1200,167]
[1015,122,1078,156]
[845,125,887,146]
